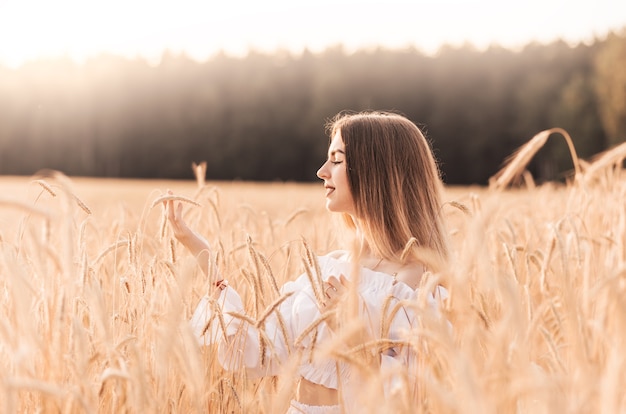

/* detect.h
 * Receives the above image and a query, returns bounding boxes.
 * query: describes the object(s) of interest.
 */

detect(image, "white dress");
[190,251,448,413]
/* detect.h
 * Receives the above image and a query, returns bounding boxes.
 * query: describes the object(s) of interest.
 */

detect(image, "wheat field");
[0,137,624,413]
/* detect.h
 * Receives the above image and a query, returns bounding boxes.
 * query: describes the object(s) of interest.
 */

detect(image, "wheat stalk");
[5,377,65,397]
[301,257,325,307]
[445,200,472,216]
[94,240,129,264]
[73,194,92,215]
[33,179,57,197]
[210,300,229,340]
[0,197,51,218]
[192,161,207,188]
[379,295,397,339]
[255,291,294,328]
[226,311,257,326]
[247,236,266,302]
[284,208,308,226]
[151,194,201,209]
[1,147,623,413]
[258,252,280,296]
[489,128,581,190]
[582,141,626,183]
[294,311,333,347]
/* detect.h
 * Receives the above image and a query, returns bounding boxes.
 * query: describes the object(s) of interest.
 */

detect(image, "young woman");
[167,110,450,413]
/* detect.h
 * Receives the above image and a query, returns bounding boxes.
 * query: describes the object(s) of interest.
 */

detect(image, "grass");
[0,136,624,413]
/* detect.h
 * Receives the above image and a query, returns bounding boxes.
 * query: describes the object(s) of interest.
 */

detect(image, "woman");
[167,110,450,413]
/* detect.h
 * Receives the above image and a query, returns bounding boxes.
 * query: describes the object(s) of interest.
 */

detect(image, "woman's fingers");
[167,200,175,220]
[175,201,184,221]
[326,277,339,297]
[165,190,177,221]
[163,190,174,207]
[323,282,335,298]
[162,190,191,242]
[328,274,348,290]
[324,274,349,299]
[327,275,339,288]
[166,201,177,224]
[165,194,184,221]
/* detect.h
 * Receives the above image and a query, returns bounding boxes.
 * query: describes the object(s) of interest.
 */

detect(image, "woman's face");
[316,130,356,215]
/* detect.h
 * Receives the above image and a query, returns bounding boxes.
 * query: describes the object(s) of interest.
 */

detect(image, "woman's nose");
[317,161,329,180]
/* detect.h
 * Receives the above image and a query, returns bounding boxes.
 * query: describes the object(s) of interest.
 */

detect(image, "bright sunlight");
[0,0,625,67]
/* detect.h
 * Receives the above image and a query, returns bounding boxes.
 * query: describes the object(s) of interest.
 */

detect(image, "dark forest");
[0,31,624,184]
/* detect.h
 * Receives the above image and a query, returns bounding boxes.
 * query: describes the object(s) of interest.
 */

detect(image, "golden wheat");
[0,136,623,413]
[151,194,202,209]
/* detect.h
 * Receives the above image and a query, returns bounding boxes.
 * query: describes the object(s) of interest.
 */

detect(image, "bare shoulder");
[326,250,350,260]
[393,263,426,290]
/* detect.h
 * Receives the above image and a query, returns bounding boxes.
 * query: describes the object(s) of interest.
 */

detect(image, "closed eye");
[327,148,346,165]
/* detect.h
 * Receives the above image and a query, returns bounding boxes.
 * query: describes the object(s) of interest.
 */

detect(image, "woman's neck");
[351,223,428,289]
[353,244,427,290]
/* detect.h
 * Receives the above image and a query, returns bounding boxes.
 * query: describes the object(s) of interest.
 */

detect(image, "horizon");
[0,32,619,70]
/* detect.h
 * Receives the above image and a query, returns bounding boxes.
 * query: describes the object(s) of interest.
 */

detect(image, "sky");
[0,0,625,68]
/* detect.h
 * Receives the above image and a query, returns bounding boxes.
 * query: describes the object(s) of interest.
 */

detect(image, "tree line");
[0,31,624,184]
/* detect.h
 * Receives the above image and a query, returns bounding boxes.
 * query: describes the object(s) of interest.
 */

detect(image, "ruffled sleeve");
[190,286,245,342]
[188,254,344,379]
[187,253,450,393]
[189,286,289,377]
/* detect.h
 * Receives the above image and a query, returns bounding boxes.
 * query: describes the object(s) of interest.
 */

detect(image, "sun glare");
[0,0,625,68]
[0,0,123,66]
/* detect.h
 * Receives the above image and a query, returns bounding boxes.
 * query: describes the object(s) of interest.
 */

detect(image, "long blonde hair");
[327,110,449,265]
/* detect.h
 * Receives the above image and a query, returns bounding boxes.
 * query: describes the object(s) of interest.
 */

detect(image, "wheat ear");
[0,197,51,218]
[33,179,57,197]
[192,161,207,188]
[302,257,325,306]
[284,208,308,226]
[255,291,294,328]
[379,295,398,339]
[259,252,280,296]
[151,194,201,209]
[294,311,334,347]
[94,240,129,264]
[489,128,581,190]
[73,194,92,214]
[583,141,626,183]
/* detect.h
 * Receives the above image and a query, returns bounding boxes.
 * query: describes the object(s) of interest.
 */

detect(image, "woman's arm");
[167,198,212,277]
[167,193,295,376]
[191,285,296,379]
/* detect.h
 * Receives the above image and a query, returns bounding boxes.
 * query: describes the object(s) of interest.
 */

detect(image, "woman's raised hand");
[167,196,192,243]
[163,190,212,276]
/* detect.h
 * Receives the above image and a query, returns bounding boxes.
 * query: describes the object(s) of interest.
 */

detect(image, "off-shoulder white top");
[190,251,448,407]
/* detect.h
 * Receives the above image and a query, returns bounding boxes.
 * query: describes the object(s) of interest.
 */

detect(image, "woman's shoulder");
[313,250,351,274]
[323,250,350,261]
[392,263,424,291]
[282,250,350,292]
